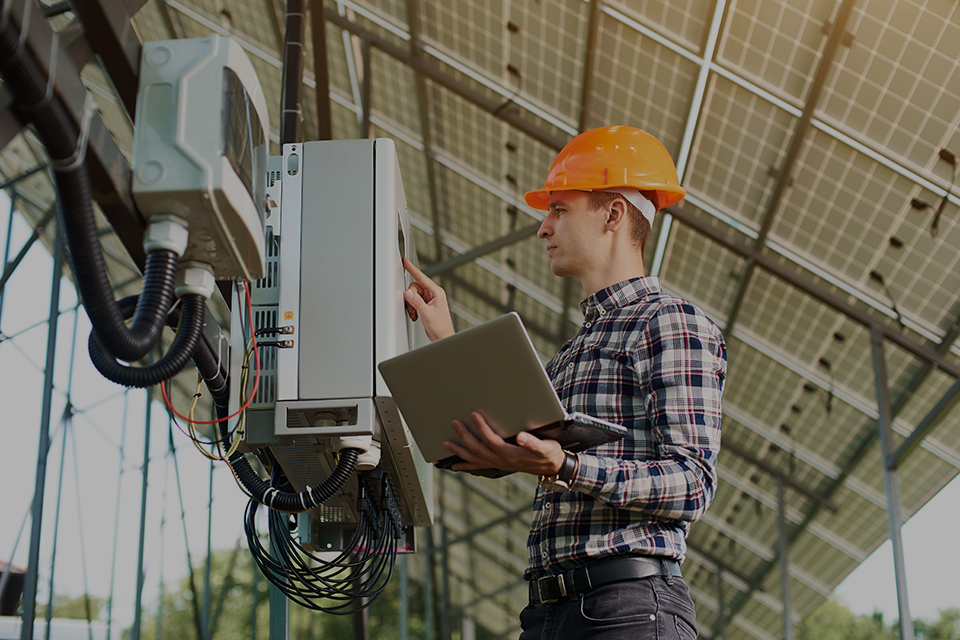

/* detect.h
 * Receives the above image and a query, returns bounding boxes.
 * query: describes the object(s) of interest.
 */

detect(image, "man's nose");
[537,218,551,239]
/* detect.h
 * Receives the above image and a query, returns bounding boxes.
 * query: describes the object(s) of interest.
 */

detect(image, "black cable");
[87,294,205,388]
[243,472,401,614]
[0,16,179,362]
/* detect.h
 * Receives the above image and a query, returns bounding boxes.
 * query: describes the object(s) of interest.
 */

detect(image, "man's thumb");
[405,289,426,311]
[516,431,537,450]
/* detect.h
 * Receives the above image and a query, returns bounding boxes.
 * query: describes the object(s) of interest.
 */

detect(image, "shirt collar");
[579,277,662,322]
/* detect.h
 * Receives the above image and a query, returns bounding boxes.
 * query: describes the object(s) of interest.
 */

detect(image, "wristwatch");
[538,451,578,492]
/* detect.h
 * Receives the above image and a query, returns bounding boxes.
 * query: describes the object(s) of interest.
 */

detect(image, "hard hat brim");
[523,184,686,211]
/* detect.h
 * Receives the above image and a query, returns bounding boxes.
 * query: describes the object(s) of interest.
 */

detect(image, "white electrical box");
[132,35,269,281]
[230,140,434,548]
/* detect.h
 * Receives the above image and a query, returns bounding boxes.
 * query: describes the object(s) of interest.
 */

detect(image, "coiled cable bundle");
[244,469,403,614]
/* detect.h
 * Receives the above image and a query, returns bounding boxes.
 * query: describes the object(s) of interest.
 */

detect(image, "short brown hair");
[585,191,654,253]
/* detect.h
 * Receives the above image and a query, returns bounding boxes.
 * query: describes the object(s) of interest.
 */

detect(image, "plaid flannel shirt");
[526,277,726,579]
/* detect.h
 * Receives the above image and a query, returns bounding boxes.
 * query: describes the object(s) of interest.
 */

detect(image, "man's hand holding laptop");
[443,411,565,476]
[401,258,562,477]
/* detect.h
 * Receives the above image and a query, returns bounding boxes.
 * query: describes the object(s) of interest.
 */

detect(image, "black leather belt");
[529,556,681,604]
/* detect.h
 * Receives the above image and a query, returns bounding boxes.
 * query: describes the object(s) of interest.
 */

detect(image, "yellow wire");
[182,337,254,462]
[188,373,222,461]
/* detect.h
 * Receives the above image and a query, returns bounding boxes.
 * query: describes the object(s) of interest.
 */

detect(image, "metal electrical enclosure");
[231,139,433,549]
[132,36,269,281]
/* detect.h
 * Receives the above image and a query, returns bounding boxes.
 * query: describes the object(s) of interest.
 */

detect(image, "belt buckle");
[536,574,567,604]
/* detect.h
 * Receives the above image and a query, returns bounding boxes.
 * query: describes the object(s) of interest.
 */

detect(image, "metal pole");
[438,476,451,640]
[777,478,794,640]
[105,390,130,640]
[360,38,372,139]
[871,327,915,640]
[20,219,64,640]
[399,555,409,640]
[268,530,289,640]
[0,508,29,611]
[715,567,727,640]
[268,579,288,639]
[46,297,81,638]
[0,207,57,301]
[423,533,435,640]
[352,593,369,640]
[43,415,69,640]
[0,191,17,327]
[307,0,332,140]
[203,454,214,640]
[251,565,261,640]
[280,0,306,144]
[132,388,154,640]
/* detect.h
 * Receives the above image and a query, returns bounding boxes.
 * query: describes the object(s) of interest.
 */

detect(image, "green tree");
[130,547,430,640]
[35,593,106,622]
[915,608,960,640]
[799,599,960,640]
[797,598,897,640]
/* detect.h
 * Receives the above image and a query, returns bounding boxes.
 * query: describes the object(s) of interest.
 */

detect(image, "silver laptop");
[377,312,627,477]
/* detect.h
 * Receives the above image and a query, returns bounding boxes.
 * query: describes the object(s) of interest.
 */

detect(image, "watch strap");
[557,451,577,482]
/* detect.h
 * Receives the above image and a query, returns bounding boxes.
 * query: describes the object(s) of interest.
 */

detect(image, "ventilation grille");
[274,441,329,485]
[314,505,345,523]
[252,307,277,406]
[255,228,279,290]
[268,170,281,187]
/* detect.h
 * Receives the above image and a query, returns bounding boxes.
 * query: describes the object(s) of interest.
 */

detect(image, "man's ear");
[604,197,628,232]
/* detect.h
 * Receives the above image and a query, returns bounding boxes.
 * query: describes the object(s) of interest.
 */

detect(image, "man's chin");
[549,261,565,277]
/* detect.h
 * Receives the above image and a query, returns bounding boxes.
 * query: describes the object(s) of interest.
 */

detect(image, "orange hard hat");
[524,126,686,211]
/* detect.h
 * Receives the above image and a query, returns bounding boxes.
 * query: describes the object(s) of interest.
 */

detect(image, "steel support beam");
[20,218,63,640]
[667,202,960,379]
[871,328,915,640]
[131,387,152,640]
[404,0,450,267]
[69,0,150,118]
[43,406,71,636]
[280,0,306,145]
[721,439,838,512]
[449,576,526,617]
[422,530,436,640]
[359,37,372,139]
[263,0,285,49]
[0,19,90,148]
[0,163,47,191]
[443,272,557,346]
[424,222,540,278]
[0,205,56,304]
[324,9,566,152]
[399,555,409,640]
[0,191,16,327]
[308,0,333,140]
[576,0,601,134]
[686,542,763,592]
[716,567,728,640]
[268,575,289,639]
[433,503,530,553]
[648,0,726,278]
[438,474,452,640]
[2,5,145,268]
[722,0,858,331]
[544,0,600,343]
[890,376,960,470]
[776,479,794,640]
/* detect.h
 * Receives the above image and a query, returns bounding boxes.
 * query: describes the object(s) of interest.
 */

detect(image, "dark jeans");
[519,575,698,640]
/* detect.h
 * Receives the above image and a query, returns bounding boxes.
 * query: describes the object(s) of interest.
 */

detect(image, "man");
[402,126,726,639]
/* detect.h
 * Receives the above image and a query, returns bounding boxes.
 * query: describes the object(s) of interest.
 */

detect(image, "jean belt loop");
[661,557,674,586]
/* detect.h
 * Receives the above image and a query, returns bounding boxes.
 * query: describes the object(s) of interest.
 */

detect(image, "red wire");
[160,281,261,425]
